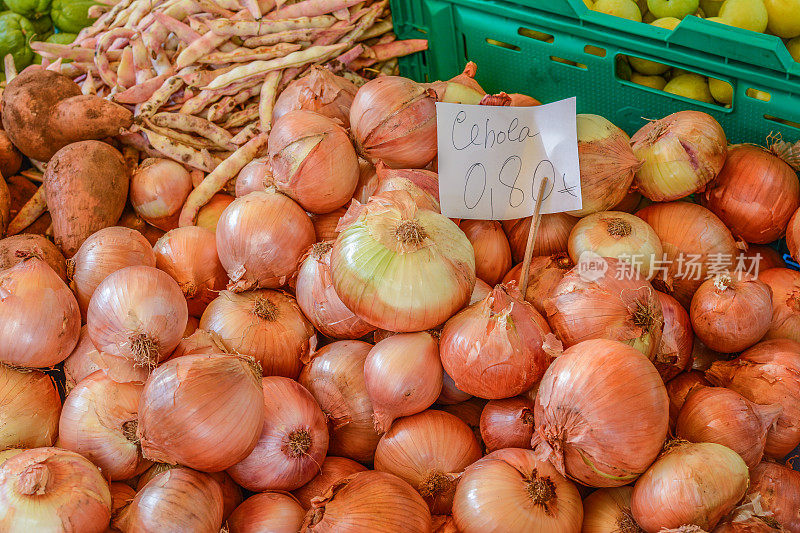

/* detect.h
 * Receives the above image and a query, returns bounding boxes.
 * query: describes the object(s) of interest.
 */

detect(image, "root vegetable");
[0,234,66,280]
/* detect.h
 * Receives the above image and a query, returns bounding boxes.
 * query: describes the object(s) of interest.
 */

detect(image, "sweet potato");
[44,141,129,256]
[0,234,67,280]
[1,69,134,161]
[0,131,22,178]
[0,176,9,237]
[6,175,51,235]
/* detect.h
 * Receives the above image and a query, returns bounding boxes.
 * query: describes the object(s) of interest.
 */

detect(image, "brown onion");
[470,277,492,305]
[503,213,578,263]
[740,245,786,272]
[0,364,60,449]
[295,241,375,340]
[435,398,487,453]
[441,284,552,399]
[0,234,66,280]
[116,206,165,245]
[310,207,346,242]
[130,158,193,230]
[196,193,235,233]
[746,460,800,531]
[374,410,482,514]
[432,515,461,533]
[273,65,358,127]
[759,268,800,343]
[153,226,227,318]
[631,441,749,532]
[702,145,800,243]
[216,190,315,291]
[692,339,731,371]
[352,158,379,204]
[350,76,437,169]
[533,339,669,487]
[788,207,800,262]
[109,482,135,526]
[200,289,315,379]
[302,470,432,532]
[479,396,536,452]
[706,339,800,458]
[437,370,472,405]
[452,448,584,533]
[582,487,643,533]
[137,353,264,471]
[365,332,443,432]
[690,273,773,353]
[613,190,644,213]
[292,456,367,509]
[0,447,111,532]
[228,492,306,533]
[654,291,694,381]
[666,370,711,432]
[0,257,80,367]
[132,465,242,518]
[502,253,574,315]
[713,516,782,532]
[460,220,513,285]
[373,162,441,212]
[631,111,727,201]
[228,376,328,491]
[235,157,272,197]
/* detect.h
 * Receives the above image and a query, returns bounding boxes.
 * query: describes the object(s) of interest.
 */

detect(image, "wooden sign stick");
[519,176,549,296]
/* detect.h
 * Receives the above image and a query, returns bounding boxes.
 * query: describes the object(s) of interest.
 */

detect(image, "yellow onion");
[269,110,359,214]
[545,257,664,360]
[435,398,487,453]
[0,364,60,449]
[273,65,358,127]
[479,396,536,453]
[227,492,306,533]
[582,487,643,533]
[630,111,727,201]
[437,370,472,405]
[109,482,135,527]
[440,284,553,399]
[432,515,461,533]
[302,470,432,532]
[228,376,329,491]
[374,410,482,514]
[460,220,512,286]
[425,62,486,105]
[87,265,188,369]
[331,191,475,332]
[295,242,376,340]
[292,456,367,509]
[0,257,80,367]
[706,339,800,458]
[613,190,644,213]
[63,327,101,392]
[0,447,111,533]
[636,202,739,307]
[196,193,234,233]
[788,208,800,262]
[676,386,782,468]
[631,441,749,532]
[502,253,574,316]
[470,278,492,305]
[654,291,695,381]
[702,145,800,244]
[533,339,669,487]
[350,76,437,169]
[200,289,315,379]
[666,370,711,432]
[310,207,347,242]
[690,273,773,353]
[692,339,731,372]
[137,353,264,472]
[215,190,315,291]
[452,448,584,533]
[58,370,150,480]
[746,460,800,532]
[373,162,441,212]
[133,463,241,517]
[759,268,800,343]
[567,211,663,280]
[130,158,193,230]
[299,340,381,463]
[117,206,165,246]
[740,245,786,272]
[235,157,273,197]
[568,114,641,217]
[352,158,379,204]
[365,332,443,432]
[503,213,578,263]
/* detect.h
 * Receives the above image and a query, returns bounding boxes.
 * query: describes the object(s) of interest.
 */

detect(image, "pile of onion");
[130,158,193,230]
[582,487,642,533]
[459,219,512,285]
[330,191,475,332]
[0,364,60,449]
[502,253,574,315]
[235,157,272,197]
[746,460,800,532]
[227,492,306,533]
[292,456,367,509]
[758,267,800,342]
[479,396,536,452]
[372,163,441,212]
[533,339,669,487]
[630,110,727,201]
[440,284,552,399]
[503,213,578,263]
[653,291,694,381]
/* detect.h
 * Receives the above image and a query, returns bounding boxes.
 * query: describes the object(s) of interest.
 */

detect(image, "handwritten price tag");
[436,98,582,220]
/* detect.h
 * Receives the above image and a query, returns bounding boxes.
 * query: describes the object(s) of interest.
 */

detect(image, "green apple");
[719,0,768,32]
[699,0,724,15]
[764,0,800,38]
[593,0,643,20]
[647,0,699,18]
[708,77,733,104]
[651,16,681,29]
[631,72,668,89]
[787,37,800,61]
[664,73,714,103]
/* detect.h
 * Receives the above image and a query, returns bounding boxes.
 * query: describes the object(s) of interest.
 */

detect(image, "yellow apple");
[699,0,724,16]
[651,16,682,29]
[787,37,800,61]
[708,77,734,104]
[647,0,698,18]
[705,16,731,24]
[631,73,668,89]
[664,73,715,103]
[593,0,644,21]
[764,0,800,38]
[719,0,768,32]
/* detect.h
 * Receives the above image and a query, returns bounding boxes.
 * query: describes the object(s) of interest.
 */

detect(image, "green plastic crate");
[390,0,800,144]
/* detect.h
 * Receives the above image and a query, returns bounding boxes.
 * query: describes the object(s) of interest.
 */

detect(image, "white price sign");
[436,98,582,220]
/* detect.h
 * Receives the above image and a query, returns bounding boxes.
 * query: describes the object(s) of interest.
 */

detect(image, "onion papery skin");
[137,353,264,472]
[582,486,643,533]
[200,289,315,378]
[130,158,193,231]
[68,226,156,318]
[311,207,346,242]
[544,257,664,360]
[653,291,694,381]
[636,201,739,308]
[631,441,750,532]
[228,376,329,492]
[58,370,150,480]
[759,268,800,343]
[713,516,785,532]
[479,396,536,453]
[365,332,443,433]
[630,111,727,201]
[533,339,669,487]
[352,158,379,204]
[292,456,367,509]
[502,253,574,316]
[227,492,306,533]
[350,76,438,169]
[119,467,223,533]
[87,265,188,369]
[452,448,584,533]
[425,62,486,105]
[676,386,782,468]
[302,470,432,532]
[702,145,800,244]
[692,339,731,372]
[0,257,80,367]
[63,327,101,393]
[747,460,800,532]
[215,190,315,291]
[295,241,376,340]
[440,284,553,399]
[269,110,359,214]
[330,191,475,332]
[374,410,482,514]
[0,447,111,533]
[373,163,441,213]
[460,219,512,285]
[567,211,663,280]
[432,515,461,533]
[298,340,381,463]
[0,364,61,449]
[236,157,272,197]
[196,193,235,233]
[706,339,800,458]
[503,213,578,263]
[109,482,135,526]
[666,370,711,433]
[273,65,358,127]
[568,114,640,217]
[469,278,492,305]
[0,234,66,280]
